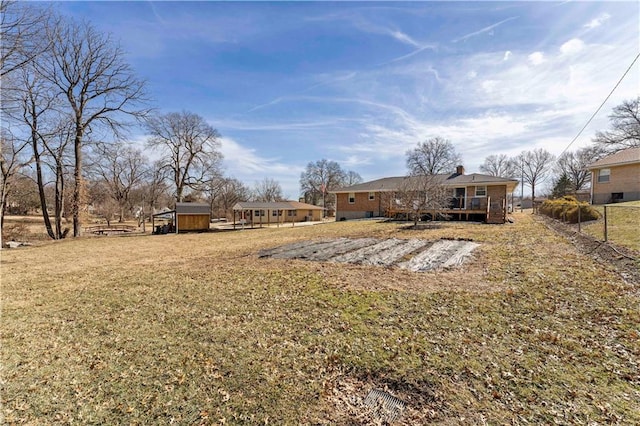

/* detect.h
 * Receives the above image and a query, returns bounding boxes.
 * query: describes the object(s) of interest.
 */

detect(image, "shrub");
[3,222,30,242]
[539,196,600,223]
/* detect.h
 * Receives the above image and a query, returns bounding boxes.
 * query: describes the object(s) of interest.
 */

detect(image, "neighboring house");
[330,166,519,224]
[152,202,211,234]
[232,200,324,228]
[587,147,640,204]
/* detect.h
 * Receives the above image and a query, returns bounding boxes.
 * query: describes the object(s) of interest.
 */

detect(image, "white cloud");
[453,16,519,43]
[388,29,422,48]
[584,13,611,29]
[560,38,585,55]
[467,70,477,79]
[503,51,512,61]
[528,51,545,65]
[219,137,302,196]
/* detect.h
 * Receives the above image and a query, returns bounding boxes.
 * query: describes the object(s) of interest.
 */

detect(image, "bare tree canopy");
[0,0,50,78]
[406,137,462,175]
[252,177,284,202]
[593,97,640,151]
[395,175,450,226]
[518,148,555,206]
[299,159,348,210]
[42,16,150,236]
[89,142,149,222]
[480,154,518,178]
[146,111,223,203]
[555,146,606,193]
[206,176,250,219]
[345,170,363,186]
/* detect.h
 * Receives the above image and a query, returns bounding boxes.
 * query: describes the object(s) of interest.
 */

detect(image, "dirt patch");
[321,371,439,425]
[259,238,479,272]
[537,215,640,286]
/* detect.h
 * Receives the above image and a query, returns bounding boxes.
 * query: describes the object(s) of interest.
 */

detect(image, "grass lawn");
[583,200,640,252]
[2,213,639,424]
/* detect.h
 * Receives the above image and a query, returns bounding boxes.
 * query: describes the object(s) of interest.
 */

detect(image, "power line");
[558,51,640,157]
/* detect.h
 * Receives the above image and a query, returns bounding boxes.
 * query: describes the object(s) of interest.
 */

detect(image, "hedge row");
[539,196,601,223]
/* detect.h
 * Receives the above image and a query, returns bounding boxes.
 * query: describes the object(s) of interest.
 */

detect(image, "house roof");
[586,147,640,169]
[175,202,210,215]
[331,173,519,193]
[232,201,324,211]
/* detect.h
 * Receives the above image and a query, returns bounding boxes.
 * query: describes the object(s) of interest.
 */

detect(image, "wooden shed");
[152,202,211,234]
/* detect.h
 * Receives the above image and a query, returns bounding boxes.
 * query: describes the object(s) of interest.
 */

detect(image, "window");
[272,210,282,217]
[254,210,264,216]
[475,186,487,197]
[368,192,375,201]
[598,168,610,183]
[348,192,355,204]
[287,210,296,217]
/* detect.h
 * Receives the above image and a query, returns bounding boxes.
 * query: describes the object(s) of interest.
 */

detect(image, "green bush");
[539,196,600,223]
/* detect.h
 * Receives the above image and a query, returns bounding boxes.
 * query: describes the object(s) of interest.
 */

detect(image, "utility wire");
[558,52,640,157]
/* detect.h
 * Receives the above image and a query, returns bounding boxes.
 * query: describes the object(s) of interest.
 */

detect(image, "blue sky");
[54,1,639,198]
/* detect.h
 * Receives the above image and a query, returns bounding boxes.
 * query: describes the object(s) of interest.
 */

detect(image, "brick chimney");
[456,165,465,175]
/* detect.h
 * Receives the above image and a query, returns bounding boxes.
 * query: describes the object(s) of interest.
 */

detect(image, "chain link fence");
[538,202,640,252]
[598,205,640,251]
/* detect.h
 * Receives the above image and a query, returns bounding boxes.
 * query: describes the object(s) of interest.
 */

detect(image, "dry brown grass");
[2,213,639,424]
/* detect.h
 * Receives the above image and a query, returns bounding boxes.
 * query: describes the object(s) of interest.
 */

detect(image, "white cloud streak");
[452,16,519,43]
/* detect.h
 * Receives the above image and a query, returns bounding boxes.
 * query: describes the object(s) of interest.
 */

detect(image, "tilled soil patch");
[258,238,479,272]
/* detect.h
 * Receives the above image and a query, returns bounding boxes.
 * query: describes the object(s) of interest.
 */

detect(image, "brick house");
[330,167,519,224]
[587,147,640,204]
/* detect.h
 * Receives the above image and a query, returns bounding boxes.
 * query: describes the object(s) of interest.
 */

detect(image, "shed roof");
[586,147,640,169]
[175,202,210,215]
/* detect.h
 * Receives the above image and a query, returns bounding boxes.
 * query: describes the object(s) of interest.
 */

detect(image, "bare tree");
[345,170,363,186]
[300,159,348,212]
[43,17,149,236]
[480,154,518,178]
[146,111,223,203]
[88,180,118,226]
[519,148,555,209]
[406,137,462,176]
[395,175,450,226]
[89,142,149,222]
[206,177,250,219]
[0,129,31,245]
[4,63,64,240]
[555,146,606,193]
[593,97,640,151]
[252,177,284,202]
[0,0,50,79]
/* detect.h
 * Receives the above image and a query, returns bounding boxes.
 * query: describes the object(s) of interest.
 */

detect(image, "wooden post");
[578,204,581,233]
[603,205,608,242]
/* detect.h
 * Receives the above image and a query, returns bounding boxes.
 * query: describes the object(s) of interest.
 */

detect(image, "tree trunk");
[54,162,65,239]
[531,182,536,214]
[31,131,56,240]
[73,127,83,237]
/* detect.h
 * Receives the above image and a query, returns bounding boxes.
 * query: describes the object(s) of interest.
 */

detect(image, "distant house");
[330,166,519,224]
[587,147,640,204]
[232,200,324,228]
